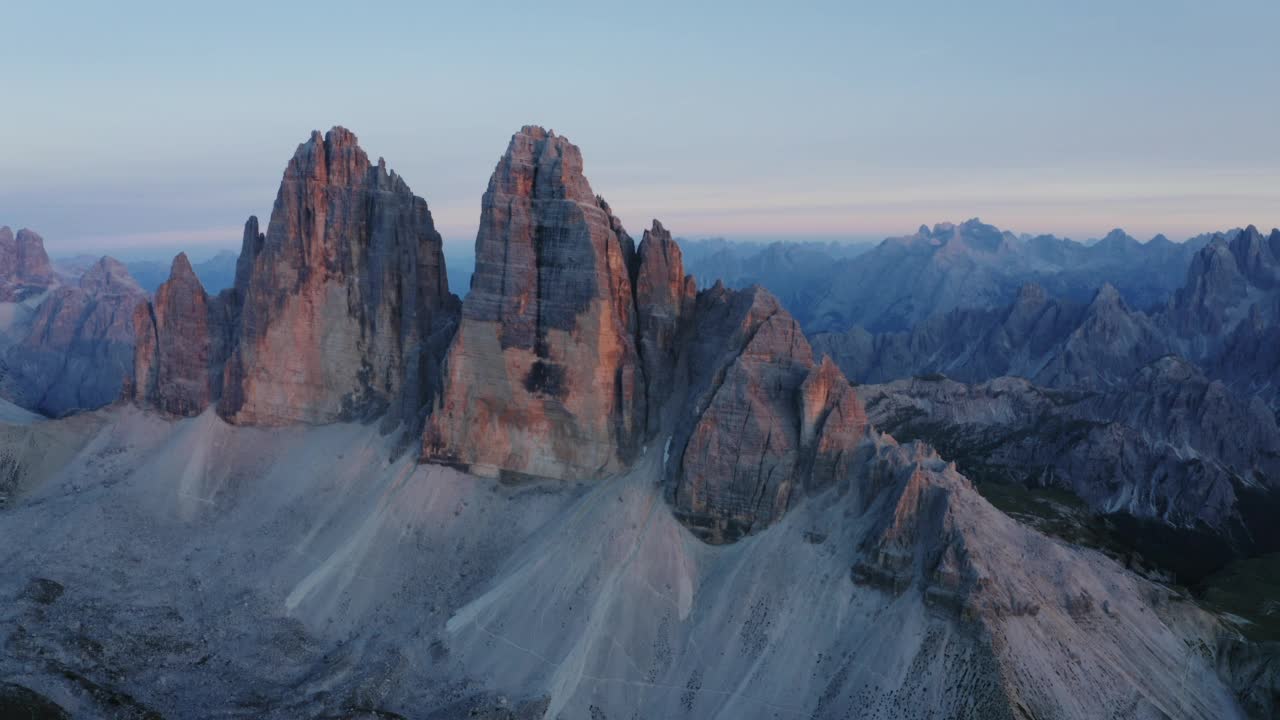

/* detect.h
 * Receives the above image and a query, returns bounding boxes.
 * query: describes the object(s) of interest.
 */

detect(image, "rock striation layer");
[423,127,643,480]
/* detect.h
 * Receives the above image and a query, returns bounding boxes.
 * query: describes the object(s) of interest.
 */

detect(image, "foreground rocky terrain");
[0,403,1262,719]
[1,126,1276,718]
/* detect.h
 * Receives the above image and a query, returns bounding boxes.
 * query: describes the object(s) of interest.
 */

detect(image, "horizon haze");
[3,0,1278,255]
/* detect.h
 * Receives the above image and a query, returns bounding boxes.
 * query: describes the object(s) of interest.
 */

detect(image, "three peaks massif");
[1,125,1278,719]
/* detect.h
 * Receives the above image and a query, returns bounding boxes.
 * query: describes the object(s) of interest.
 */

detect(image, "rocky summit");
[128,128,460,428]
[634,219,697,436]
[662,285,870,542]
[132,253,236,417]
[219,127,458,427]
[423,127,644,480]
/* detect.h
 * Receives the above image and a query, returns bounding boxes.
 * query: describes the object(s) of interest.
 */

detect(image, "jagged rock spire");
[0,227,56,300]
[423,126,642,479]
[635,219,696,435]
[217,126,457,426]
[132,253,217,417]
[130,127,458,426]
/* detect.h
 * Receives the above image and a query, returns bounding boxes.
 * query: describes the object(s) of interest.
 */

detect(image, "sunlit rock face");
[217,127,457,427]
[423,126,643,480]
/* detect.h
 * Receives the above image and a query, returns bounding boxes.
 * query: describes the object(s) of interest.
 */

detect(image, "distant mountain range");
[54,250,240,294]
[810,225,1280,402]
[688,219,1219,332]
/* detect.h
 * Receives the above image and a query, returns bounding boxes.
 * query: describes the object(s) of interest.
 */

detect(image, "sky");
[2,0,1278,258]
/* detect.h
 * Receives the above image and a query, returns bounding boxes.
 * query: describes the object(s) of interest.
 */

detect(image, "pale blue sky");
[2,0,1278,256]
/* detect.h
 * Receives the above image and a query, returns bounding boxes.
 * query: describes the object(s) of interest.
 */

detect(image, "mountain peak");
[169,252,196,281]
[0,225,55,297]
[424,125,640,479]
[283,126,377,190]
[490,124,595,205]
[1091,282,1123,306]
[516,124,554,140]
[79,256,142,295]
[128,126,458,426]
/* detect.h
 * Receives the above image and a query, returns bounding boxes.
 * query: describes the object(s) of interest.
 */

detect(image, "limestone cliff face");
[218,127,456,426]
[0,227,56,301]
[664,285,869,543]
[423,127,642,480]
[132,254,236,417]
[3,256,145,416]
[634,220,696,434]
[798,356,869,491]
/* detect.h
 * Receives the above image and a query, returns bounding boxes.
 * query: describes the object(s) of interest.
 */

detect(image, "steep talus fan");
[422,126,645,480]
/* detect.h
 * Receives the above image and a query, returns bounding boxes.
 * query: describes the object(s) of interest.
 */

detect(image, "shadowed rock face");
[132,253,239,417]
[1036,283,1172,389]
[423,126,642,480]
[2,256,145,416]
[812,282,1171,390]
[0,227,56,302]
[663,284,869,543]
[1169,229,1264,339]
[217,127,457,427]
[1171,226,1280,404]
[634,219,696,435]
